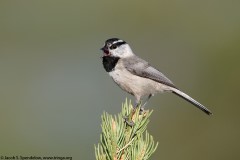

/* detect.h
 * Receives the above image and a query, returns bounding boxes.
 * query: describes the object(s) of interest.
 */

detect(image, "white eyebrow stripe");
[112,39,124,44]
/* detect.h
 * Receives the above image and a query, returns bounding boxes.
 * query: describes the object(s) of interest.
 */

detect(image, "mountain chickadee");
[100,38,212,117]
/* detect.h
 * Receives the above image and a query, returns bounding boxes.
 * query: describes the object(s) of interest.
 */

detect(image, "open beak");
[100,46,110,57]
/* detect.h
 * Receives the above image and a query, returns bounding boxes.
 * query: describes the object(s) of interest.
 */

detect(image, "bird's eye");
[110,44,117,49]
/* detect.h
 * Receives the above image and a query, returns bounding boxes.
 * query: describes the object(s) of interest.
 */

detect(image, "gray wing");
[123,56,177,89]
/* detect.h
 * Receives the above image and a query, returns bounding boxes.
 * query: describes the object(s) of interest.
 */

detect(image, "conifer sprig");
[95,99,158,160]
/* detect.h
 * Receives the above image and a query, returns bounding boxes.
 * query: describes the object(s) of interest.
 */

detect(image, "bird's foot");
[139,107,145,115]
[140,106,150,115]
[123,116,135,126]
[123,107,136,126]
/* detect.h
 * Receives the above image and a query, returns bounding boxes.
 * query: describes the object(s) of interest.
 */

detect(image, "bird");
[100,38,212,118]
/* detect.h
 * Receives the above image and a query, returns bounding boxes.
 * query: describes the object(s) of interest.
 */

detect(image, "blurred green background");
[0,0,240,159]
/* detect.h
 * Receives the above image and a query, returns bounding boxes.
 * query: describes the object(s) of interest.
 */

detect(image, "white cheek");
[111,50,122,57]
[112,49,134,58]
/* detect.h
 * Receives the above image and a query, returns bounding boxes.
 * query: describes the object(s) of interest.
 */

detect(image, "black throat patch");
[102,56,120,72]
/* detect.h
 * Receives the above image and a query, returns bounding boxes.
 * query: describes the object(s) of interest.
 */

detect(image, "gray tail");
[171,88,212,115]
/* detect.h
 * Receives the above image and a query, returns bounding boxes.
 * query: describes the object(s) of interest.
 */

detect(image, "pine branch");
[95,99,158,160]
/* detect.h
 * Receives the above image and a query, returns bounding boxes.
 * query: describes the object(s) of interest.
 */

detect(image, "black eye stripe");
[110,44,117,49]
[109,41,126,49]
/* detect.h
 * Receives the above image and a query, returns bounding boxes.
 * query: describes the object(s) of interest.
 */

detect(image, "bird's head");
[101,38,134,58]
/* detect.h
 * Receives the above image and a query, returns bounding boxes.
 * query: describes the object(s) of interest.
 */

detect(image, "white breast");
[109,68,170,99]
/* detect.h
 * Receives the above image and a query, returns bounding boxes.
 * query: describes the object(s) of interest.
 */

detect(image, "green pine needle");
[95,99,158,160]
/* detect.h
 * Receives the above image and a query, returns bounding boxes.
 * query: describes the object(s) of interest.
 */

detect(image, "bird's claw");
[123,116,135,126]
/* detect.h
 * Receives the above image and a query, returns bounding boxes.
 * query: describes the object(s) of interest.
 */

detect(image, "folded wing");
[123,56,177,89]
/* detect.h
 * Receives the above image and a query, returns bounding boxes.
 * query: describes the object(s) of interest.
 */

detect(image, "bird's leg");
[140,94,152,114]
[124,94,152,126]
[124,100,141,126]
